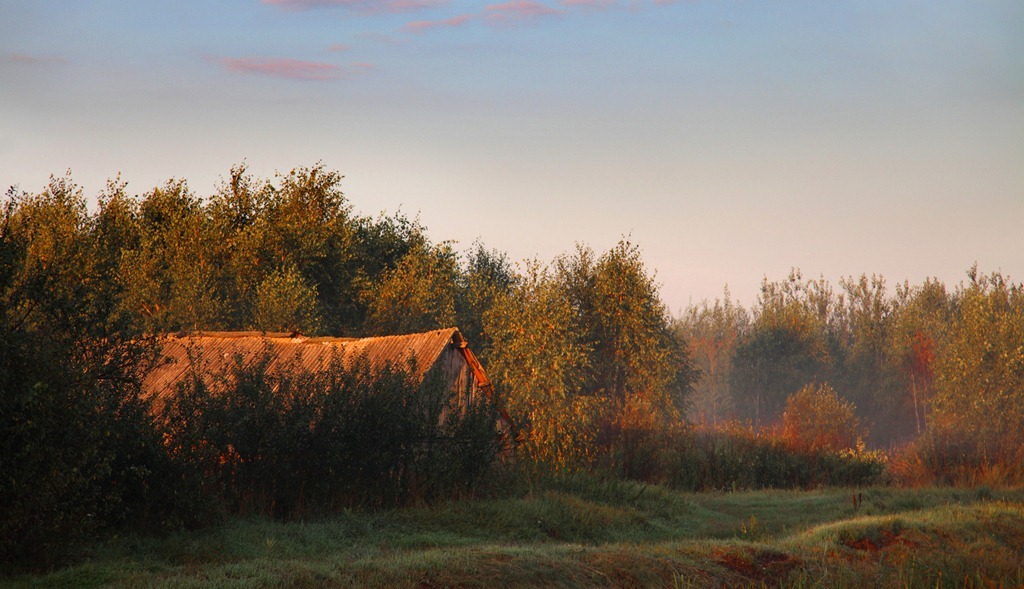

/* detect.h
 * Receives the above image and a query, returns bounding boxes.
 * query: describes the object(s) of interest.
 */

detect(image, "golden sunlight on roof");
[142,328,463,401]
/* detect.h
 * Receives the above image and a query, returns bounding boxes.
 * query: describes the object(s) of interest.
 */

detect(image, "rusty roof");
[142,328,462,401]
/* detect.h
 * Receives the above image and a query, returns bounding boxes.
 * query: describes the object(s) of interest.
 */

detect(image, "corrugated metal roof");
[142,328,461,401]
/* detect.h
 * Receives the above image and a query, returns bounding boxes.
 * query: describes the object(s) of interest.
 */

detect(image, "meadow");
[7,479,1023,588]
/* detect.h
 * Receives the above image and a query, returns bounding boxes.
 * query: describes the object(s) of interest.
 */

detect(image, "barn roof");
[142,327,464,401]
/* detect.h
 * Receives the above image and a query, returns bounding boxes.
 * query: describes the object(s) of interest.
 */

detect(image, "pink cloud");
[263,0,445,12]
[560,0,676,9]
[348,61,375,73]
[326,43,351,52]
[2,53,66,65]
[561,0,615,8]
[219,57,345,80]
[404,13,475,32]
[484,1,561,26]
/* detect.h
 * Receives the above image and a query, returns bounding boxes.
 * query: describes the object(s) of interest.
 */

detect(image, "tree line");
[2,164,1021,567]
[1,164,696,566]
[678,267,1024,483]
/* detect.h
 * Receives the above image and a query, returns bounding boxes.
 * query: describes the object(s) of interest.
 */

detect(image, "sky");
[2,0,1022,313]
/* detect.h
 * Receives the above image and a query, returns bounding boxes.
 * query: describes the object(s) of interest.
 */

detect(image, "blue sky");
[2,0,1022,312]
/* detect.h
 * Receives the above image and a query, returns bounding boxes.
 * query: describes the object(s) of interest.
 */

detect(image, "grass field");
[7,480,1024,588]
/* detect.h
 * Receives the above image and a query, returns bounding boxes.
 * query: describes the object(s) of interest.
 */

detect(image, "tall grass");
[600,422,887,492]
[889,426,1024,488]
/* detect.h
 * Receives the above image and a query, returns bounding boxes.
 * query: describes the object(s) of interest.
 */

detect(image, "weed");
[738,515,759,540]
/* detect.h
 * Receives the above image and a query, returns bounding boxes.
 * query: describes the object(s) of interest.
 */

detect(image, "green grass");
[6,481,1024,588]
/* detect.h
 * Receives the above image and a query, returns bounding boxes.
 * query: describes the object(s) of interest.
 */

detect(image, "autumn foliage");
[781,382,864,453]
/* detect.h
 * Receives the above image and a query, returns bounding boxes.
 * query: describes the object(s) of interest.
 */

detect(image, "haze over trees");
[675,267,1022,458]
[3,164,1022,568]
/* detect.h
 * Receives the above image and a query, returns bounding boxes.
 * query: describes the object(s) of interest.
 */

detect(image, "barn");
[141,327,512,434]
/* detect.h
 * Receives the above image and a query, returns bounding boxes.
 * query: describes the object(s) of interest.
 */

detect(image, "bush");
[594,421,885,492]
[781,382,865,453]
[890,426,1022,488]
[0,328,183,569]
[161,353,504,516]
[1,184,182,569]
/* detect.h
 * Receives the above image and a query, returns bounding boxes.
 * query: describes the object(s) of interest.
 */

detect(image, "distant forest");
[4,164,1023,565]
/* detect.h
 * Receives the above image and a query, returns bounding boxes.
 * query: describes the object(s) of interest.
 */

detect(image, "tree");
[259,165,359,334]
[675,287,749,425]
[730,270,829,427]
[361,241,460,335]
[456,242,518,357]
[889,278,949,437]
[253,264,323,334]
[0,178,170,566]
[483,260,597,469]
[208,163,270,234]
[930,268,1024,472]
[834,274,904,445]
[556,240,695,427]
[117,179,227,331]
[755,269,836,342]
[207,163,272,329]
[731,326,821,427]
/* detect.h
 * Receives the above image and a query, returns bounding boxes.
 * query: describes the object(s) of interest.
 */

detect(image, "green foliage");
[730,324,823,427]
[0,180,176,568]
[704,265,1024,484]
[926,269,1024,479]
[119,178,228,331]
[2,168,505,568]
[91,164,361,335]
[755,269,836,341]
[455,242,518,352]
[888,278,949,438]
[727,272,833,429]
[832,274,904,443]
[604,423,885,492]
[557,240,695,420]
[8,164,1024,572]
[253,264,323,334]
[483,240,697,473]
[361,241,460,335]
[4,163,479,338]
[161,353,503,515]
[206,163,272,327]
[554,241,698,477]
[258,165,360,334]
[484,260,598,469]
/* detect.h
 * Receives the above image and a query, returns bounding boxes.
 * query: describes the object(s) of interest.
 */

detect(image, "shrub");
[781,382,864,453]
[890,425,1021,488]
[161,353,504,516]
[593,420,885,491]
[1,184,182,569]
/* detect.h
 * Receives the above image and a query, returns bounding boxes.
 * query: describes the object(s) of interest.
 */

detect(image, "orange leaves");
[907,331,936,381]
[780,382,864,454]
